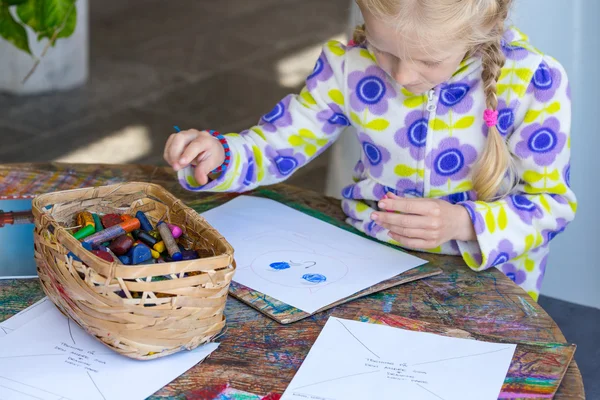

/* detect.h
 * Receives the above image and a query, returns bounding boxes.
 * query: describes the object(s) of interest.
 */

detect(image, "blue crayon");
[135,211,153,232]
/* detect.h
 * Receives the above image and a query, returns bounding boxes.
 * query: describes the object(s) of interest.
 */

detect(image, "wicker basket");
[31,182,235,360]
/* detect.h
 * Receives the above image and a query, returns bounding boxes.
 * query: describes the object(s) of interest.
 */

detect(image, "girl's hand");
[163,129,225,185]
[371,192,476,249]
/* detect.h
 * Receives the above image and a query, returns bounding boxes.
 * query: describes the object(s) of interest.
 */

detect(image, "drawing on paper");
[251,251,348,290]
[283,317,516,400]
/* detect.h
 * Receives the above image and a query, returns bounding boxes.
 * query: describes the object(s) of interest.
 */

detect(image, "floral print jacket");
[179,27,576,301]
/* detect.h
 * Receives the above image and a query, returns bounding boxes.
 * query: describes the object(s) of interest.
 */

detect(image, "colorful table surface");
[0,163,585,399]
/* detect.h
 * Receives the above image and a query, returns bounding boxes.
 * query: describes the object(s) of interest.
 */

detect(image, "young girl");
[163,0,576,301]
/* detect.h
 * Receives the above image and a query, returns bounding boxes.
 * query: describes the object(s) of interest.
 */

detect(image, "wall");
[510,0,600,308]
[326,0,600,308]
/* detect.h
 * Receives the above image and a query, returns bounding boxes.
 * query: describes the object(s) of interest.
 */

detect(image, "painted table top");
[0,163,585,399]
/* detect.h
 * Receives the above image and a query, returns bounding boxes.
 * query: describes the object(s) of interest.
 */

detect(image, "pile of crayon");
[70,210,202,265]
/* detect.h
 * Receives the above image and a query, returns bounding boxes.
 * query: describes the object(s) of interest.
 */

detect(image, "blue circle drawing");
[328,113,350,126]
[302,273,327,284]
[356,76,386,104]
[408,119,428,147]
[270,262,291,270]
[439,83,470,107]
[528,128,557,153]
[491,252,510,267]
[342,185,354,199]
[533,63,553,90]
[274,155,299,176]
[263,102,286,124]
[362,142,383,166]
[434,148,464,176]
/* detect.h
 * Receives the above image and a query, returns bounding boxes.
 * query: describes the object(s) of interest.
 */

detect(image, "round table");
[0,163,585,399]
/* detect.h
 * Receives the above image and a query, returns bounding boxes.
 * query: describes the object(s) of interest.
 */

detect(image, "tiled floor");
[0,0,597,396]
[0,0,348,191]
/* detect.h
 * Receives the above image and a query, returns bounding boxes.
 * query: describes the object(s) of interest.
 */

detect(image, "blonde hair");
[355,0,515,201]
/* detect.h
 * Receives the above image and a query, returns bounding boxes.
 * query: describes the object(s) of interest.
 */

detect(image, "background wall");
[510,0,600,308]
[326,0,600,308]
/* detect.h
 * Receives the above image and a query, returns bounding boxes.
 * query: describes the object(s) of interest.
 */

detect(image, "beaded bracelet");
[208,130,230,175]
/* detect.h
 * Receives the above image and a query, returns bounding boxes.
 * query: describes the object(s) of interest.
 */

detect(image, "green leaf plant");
[0,0,77,83]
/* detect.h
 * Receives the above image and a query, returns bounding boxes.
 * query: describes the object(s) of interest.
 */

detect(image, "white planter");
[0,0,88,95]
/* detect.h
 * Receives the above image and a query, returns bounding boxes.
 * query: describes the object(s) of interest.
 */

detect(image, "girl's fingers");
[379,195,440,217]
[179,139,211,168]
[371,212,440,230]
[167,130,202,169]
[377,223,437,241]
[388,232,435,250]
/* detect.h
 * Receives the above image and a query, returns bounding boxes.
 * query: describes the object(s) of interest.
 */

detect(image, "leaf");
[453,116,475,130]
[288,135,303,147]
[366,118,390,131]
[462,252,480,270]
[534,232,544,247]
[523,170,544,183]
[428,189,446,198]
[569,201,577,213]
[524,234,534,252]
[0,5,31,54]
[498,206,508,230]
[355,202,369,213]
[394,164,417,177]
[359,48,376,61]
[524,109,542,123]
[548,169,560,181]
[250,127,266,141]
[515,68,534,82]
[327,40,345,56]
[350,112,363,127]
[546,101,561,114]
[328,89,344,106]
[299,88,317,106]
[403,96,426,108]
[455,181,473,192]
[252,145,265,182]
[547,184,568,195]
[298,128,316,139]
[432,118,449,131]
[499,68,510,81]
[528,291,539,302]
[539,195,552,212]
[485,208,496,233]
[512,84,527,97]
[524,258,535,272]
[17,0,77,42]
[304,144,317,157]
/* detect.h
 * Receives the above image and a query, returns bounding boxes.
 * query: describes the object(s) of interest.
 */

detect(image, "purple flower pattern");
[260,95,294,133]
[306,53,334,91]
[426,137,478,186]
[394,110,428,161]
[358,132,391,178]
[527,61,562,103]
[506,194,543,225]
[348,66,397,115]
[317,103,350,135]
[437,78,479,115]
[514,117,567,166]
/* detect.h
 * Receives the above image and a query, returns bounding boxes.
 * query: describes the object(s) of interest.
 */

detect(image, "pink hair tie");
[483,109,499,127]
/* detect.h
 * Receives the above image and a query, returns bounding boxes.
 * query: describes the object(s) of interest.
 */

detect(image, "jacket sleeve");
[456,55,576,272]
[177,41,350,192]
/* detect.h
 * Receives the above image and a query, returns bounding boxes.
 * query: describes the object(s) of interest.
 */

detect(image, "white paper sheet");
[0,297,51,338]
[0,300,219,400]
[201,196,427,314]
[281,317,516,400]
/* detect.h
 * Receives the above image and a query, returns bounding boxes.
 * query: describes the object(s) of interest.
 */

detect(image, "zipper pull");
[426,89,437,112]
